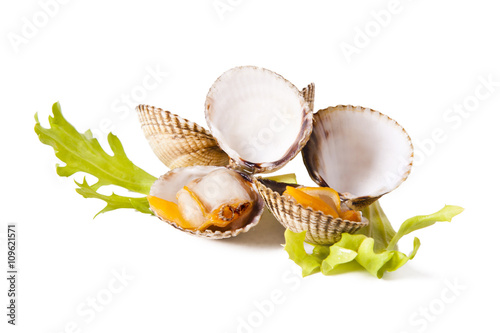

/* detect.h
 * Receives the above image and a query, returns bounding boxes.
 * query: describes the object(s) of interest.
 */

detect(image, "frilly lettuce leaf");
[284,229,323,276]
[75,177,153,217]
[386,205,464,251]
[322,234,420,278]
[35,102,156,194]
[35,102,157,216]
[284,203,463,278]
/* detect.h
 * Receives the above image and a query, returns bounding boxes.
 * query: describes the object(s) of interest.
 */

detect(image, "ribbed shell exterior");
[254,179,368,245]
[137,104,229,169]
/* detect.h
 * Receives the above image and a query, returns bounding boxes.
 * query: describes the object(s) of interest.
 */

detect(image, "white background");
[1,0,499,332]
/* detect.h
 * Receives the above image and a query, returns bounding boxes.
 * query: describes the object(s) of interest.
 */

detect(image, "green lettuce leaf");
[358,201,397,252]
[283,229,323,277]
[263,173,297,184]
[284,204,463,278]
[35,102,157,216]
[386,205,464,251]
[35,102,156,194]
[75,178,153,217]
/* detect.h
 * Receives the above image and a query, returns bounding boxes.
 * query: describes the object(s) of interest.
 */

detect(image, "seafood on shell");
[255,178,368,245]
[138,67,413,244]
[139,66,315,238]
[148,166,264,239]
[256,105,413,245]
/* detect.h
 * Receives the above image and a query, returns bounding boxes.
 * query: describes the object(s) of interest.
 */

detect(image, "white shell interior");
[206,67,307,166]
[307,106,413,198]
[149,166,224,203]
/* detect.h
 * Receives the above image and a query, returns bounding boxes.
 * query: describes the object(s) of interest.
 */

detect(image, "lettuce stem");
[358,201,397,252]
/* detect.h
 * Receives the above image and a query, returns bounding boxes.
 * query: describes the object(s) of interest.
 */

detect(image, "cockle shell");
[137,81,314,171]
[205,66,313,174]
[140,67,317,239]
[137,104,229,169]
[254,178,368,245]
[149,166,265,239]
[302,105,414,210]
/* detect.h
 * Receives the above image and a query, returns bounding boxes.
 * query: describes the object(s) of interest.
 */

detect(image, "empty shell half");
[302,105,414,210]
[137,104,229,169]
[148,166,264,239]
[255,178,368,245]
[205,66,313,174]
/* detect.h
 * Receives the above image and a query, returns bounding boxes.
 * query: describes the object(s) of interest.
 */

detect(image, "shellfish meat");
[255,178,368,245]
[148,166,264,239]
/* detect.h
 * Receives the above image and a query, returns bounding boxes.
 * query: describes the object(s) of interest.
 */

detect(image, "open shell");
[255,178,368,245]
[302,105,414,210]
[205,66,313,174]
[149,166,265,239]
[137,104,229,169]
[139,67,317,239]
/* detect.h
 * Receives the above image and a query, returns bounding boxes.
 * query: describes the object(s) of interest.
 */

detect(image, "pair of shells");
[137,66,413,244]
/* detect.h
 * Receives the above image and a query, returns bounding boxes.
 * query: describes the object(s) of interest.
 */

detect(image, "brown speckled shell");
[137,104,229,169]
[254,178,368,245]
